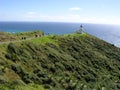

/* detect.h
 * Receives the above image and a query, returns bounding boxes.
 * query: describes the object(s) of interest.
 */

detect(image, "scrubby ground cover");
[0,33,120,90]
[0,31,43,42]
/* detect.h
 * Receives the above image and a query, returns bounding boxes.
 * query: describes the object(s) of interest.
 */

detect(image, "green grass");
[0,44,8,58]
[0,32,120,90]
[0,30,44,42]
[27,33,87,45]
[26,35,59,45]
[0,84,44,90]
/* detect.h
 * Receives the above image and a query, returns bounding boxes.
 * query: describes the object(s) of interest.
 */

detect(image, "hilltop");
[0,32,120,90]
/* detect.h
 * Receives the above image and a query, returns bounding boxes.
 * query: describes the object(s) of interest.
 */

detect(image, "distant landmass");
[0,31,119,90]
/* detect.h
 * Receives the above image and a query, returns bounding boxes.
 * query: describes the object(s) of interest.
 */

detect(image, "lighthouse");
[76,24,84,34]
[79,24,84,34]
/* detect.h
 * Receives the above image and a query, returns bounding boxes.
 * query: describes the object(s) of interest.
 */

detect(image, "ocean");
[0,22,120,47]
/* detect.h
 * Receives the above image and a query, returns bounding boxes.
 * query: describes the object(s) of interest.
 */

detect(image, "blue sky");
[0,0,120,24]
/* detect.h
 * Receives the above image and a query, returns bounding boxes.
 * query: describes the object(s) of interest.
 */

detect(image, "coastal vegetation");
[0,31,43,42]
[0,31,120,90]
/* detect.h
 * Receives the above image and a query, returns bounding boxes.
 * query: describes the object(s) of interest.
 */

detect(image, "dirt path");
[0,38,34,45]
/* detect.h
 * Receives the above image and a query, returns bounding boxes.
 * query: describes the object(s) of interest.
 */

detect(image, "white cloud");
[27,12,36,15]
[69,7,82,11]
[39,15,49,18]
[69,14,80,17]
[19,12,120,25]
[48,16,65,20]
[24,12,37,18]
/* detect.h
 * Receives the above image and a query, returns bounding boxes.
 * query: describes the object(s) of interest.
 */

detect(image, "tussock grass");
[0,32,120,90]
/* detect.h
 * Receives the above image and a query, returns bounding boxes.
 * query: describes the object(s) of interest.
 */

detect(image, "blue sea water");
[0,22,120,47]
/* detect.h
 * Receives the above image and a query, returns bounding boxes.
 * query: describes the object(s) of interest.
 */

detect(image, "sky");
[0,0,120,24]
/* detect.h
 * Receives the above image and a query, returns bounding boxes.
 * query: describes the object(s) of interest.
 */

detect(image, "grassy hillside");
[0,32,120,90]
[0,32,16,42]
[0,31,43,42]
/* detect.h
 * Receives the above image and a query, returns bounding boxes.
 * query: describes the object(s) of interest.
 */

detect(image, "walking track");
[0,38,34,45]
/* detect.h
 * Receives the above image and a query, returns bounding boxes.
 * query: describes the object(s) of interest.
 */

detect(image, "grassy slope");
[0,31,43,42]
[0,33,120,90]
[0,32,17,42]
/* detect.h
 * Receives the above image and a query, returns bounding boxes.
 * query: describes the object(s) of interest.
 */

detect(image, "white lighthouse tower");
[79,24,84,33]
[76,24,84,34]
